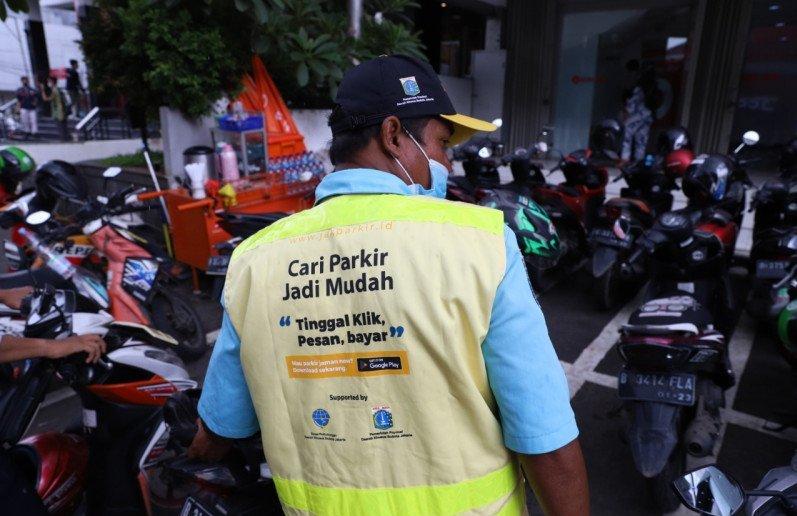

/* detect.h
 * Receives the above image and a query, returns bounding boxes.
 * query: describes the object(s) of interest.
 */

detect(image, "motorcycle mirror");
[102,166,122,178]
[535,141,549,154]
[478,147,492,159]
[491,118,503,128]
[742,130,760,146]
[672,465,745,516]
[25,211,51,226]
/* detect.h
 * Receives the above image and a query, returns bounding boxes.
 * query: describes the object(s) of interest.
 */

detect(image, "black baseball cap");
[330,54,496,145]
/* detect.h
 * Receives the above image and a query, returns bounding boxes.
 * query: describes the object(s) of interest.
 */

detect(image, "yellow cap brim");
[440,114,497,145]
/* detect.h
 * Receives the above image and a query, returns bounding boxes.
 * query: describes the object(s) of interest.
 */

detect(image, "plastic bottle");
[18,227,75,279]
[220,143,240,182]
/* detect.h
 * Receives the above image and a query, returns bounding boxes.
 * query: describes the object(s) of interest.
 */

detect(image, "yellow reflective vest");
[224,193,526,515]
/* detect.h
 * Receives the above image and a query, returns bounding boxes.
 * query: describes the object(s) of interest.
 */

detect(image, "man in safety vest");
[190,55,589,515]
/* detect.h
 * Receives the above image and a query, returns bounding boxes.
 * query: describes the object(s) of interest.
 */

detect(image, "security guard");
[190,55,588,515]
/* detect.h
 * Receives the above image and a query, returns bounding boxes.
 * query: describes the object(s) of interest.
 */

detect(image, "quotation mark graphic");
[389,326,405,338]
[279,316,291,327]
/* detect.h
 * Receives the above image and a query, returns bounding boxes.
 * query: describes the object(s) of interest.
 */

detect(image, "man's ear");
[379,116,403,159]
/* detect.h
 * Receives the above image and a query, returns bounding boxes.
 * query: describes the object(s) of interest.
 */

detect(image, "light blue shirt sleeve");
[197,311,259,438]
[482,226,578,454]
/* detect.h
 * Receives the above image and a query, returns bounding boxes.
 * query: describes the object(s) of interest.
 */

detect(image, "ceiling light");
[776,21,786,27]
[441,2,447,7]
[769,4,780,11]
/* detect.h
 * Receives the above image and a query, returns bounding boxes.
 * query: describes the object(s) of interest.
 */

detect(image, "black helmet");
[657,126,692,155]
[0,147,35,195]
[589,119,623,160]
[780,136,797,176]
[682,154,732,204]
[479,190,562,270]
[35,160,88,210]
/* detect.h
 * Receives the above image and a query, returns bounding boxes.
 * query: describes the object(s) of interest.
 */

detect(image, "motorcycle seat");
[557,185,581,197]
[624,295,714,335]
[606,197,652,216]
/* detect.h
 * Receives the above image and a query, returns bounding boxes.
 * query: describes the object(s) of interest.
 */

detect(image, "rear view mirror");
[103,167,122,178]
[491,118,503,128]
[26,211,51,226]
[672,465,745,516]
[478,147,492,159]
[742,131,760,146]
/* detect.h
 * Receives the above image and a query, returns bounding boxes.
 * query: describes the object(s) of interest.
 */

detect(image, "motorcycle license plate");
[618,370,696,406]
[755,259,790,280]
[180,496,214,516]
[206,255,231,276]
[589,228,631,249]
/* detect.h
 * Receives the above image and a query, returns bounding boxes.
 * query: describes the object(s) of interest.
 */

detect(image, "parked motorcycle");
[776,261,797,367]
[140,389,283,515]
[447,139,503,203]
[6,196,206,360]
[747,138,797,322]
[672,455,797,515]
[0,286,195,515]
[587,152,687,309]
[617,210,736,512]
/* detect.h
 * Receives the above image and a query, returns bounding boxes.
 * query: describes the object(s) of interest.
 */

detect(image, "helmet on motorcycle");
[664,149,694,178]
[657,127,692,155]
[682,154,732,204]
[35,160,88,210]
[479,190,562,270]
[778,299,797,365]
[780,136,797,176]
[589,119,623,160]
[0,147,35,194]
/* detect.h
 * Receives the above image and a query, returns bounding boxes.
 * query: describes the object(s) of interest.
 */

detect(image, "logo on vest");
[372,405,394,430]
[312,408,330,428]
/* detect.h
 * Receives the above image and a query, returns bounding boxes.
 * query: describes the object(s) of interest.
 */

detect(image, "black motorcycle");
[143,389,283,515]
[747,154,797,321]
[617,210,735,512]
[588,157,679,309]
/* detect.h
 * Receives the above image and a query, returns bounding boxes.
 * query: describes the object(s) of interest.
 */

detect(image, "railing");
[0,99,16,140]
[75,106,133,141]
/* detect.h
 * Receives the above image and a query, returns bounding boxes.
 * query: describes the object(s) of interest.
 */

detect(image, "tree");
[80,0,257,146]
[79,0,425,128]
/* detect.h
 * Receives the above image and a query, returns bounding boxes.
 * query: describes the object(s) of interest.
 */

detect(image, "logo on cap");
[399,76,420,96]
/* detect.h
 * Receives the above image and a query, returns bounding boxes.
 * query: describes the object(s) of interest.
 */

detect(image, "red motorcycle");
[528,148,609,269]
[0,287,195,515]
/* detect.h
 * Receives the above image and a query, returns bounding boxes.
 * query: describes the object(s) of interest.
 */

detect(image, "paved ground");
[24,166,796,515]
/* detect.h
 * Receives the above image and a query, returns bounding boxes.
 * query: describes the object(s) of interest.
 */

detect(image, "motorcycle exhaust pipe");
[684,395,722,457]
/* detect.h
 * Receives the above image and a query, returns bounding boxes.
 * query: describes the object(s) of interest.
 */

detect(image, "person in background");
[66,59,84,119]
[41,76,69,141]
[620,60,659,162]
[15,77,38,140]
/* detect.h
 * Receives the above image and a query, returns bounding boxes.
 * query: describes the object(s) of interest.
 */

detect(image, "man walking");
[66,59,84,119]
[15,77,38,140]
[190,55,589,515]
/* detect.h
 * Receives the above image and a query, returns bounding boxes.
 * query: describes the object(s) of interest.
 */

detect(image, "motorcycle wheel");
[593,264,620,310]
[147,289,207,361]
[645,446,684,513]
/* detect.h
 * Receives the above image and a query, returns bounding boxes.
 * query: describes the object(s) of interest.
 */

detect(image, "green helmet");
[0,146,35,180]
[778,298,797,364]
[480,190,563,270]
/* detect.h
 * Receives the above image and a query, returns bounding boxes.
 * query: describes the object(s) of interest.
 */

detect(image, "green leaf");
[251,0,268,23]
[296,62,309,87]
[271,0,285,9]
[308,59,327,77]
[254,35,270,53]
[234,0,247,12]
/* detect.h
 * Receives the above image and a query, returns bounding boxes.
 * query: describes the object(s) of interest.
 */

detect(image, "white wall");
[11,137,161,165]
[292,109,332,154]
[159,107,216,185]
[0,10,86,93]
[0,14,32,93]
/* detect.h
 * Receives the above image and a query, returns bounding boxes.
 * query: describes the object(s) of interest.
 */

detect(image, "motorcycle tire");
[593,264,620,311]
[645,446,684,513]
[146,289,207,361]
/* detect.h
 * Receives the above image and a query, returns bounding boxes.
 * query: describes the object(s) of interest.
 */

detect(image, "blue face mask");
[394,130,449,199]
